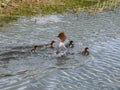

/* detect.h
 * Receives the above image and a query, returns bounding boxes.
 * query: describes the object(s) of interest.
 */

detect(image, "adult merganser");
[57,32,67,49]
[81,47,89,56]
[65,40,74,48]
[56,32,67,57]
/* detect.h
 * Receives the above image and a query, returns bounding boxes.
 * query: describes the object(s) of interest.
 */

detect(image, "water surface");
[0,9,120,90]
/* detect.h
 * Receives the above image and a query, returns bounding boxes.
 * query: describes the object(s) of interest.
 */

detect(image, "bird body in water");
[31,41,55,53]
[55,32,68,57]
[81,47,89,56]
[31,45,38,53]
[44,41,55,48]
[65,40,74,48]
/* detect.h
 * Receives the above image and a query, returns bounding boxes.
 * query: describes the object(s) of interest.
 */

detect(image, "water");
[0,9,120,90]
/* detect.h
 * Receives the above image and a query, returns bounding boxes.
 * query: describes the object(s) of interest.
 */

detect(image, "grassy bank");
[0,0,119,27]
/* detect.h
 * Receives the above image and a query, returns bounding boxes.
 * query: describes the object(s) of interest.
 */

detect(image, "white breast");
[59,42,66,49]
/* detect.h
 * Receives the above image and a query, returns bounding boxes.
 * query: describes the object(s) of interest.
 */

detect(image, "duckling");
[66,40,74,48]
[31,45,38,53]
[46,40,55,48]
[81,47,89,56]
[31,41,55,53]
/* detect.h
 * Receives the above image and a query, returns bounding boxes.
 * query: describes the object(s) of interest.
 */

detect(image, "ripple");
[0,9,120,90]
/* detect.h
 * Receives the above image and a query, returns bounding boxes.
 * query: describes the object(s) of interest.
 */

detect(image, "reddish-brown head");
[57,32,67,42]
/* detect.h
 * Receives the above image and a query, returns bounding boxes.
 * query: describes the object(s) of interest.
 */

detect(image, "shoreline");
[0,0,119,27]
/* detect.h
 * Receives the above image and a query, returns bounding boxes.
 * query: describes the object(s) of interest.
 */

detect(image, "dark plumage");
[81,47,89,56]
[31,41,55,53]
[31,45,38,52]
[66,40,74,48]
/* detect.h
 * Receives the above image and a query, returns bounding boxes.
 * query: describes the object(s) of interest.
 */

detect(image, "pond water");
[0,8,120,90]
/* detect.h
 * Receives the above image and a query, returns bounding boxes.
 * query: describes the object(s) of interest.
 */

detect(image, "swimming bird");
[31,45,38,53]
[50,41,55,48]
[65,40,74,48]
[44,40,55,48]
[57,32,67,49]
[56,32,68,57]
[31,41,55,53]
[81,47,89,56]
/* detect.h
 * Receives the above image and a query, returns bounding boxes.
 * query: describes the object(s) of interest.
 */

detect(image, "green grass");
[0,15,18,27]
[0,0,119,27]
